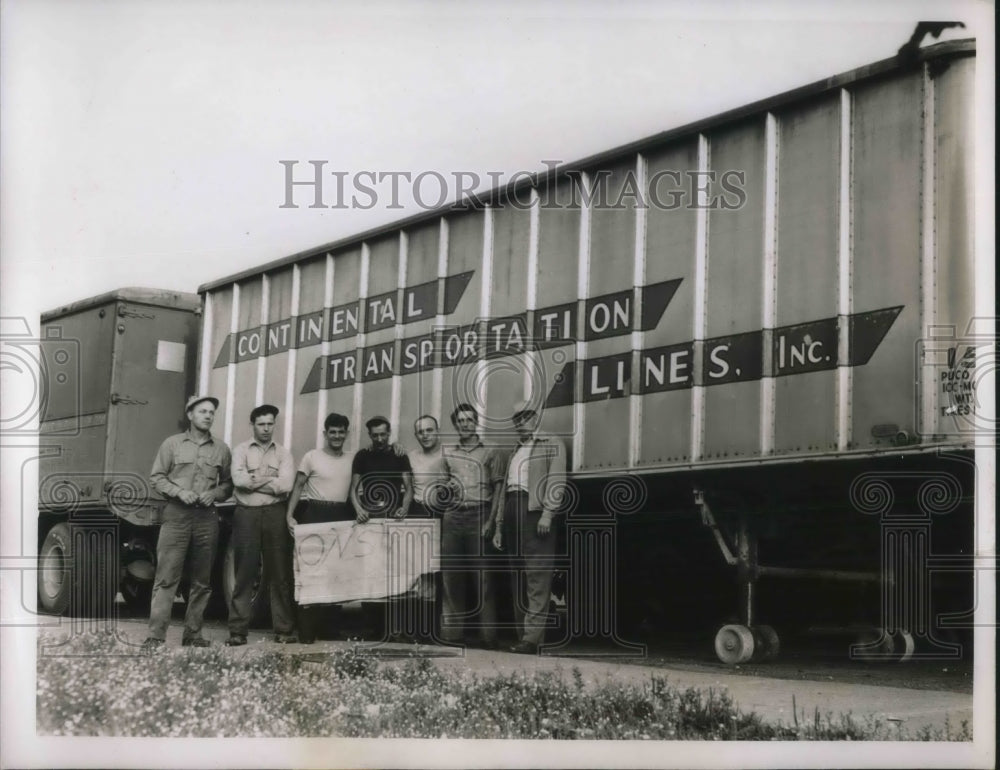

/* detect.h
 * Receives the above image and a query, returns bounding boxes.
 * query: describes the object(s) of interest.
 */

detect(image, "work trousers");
[228,502,295,637]
[440,503,497,643]
[504,491,557,645]
[148,503,219,641]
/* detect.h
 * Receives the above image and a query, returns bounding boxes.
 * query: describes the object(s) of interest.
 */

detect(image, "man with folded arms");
[226,404,296,646]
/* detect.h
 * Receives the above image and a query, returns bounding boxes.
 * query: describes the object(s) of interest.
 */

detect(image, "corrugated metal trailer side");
[197,41,978,659]
[199,41,975,473]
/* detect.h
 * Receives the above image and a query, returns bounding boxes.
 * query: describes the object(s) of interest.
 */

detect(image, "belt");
[454,501,490,510]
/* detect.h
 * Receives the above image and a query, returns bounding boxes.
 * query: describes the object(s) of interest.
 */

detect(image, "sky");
[1,0,989,317]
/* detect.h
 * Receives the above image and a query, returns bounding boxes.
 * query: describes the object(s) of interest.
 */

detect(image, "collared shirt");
[407,445,447,504]
[443,438,503,505]
[506,436,534,492]
[150,430,233,503]
[500,431,567,515]
[231,438,295,507]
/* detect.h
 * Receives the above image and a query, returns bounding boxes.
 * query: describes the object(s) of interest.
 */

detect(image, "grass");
[36,631,971,740]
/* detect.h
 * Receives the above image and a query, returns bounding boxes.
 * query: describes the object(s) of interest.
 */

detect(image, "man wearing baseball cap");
[143,395,232,650]
[498,398,566,654]
[225,404,297,646]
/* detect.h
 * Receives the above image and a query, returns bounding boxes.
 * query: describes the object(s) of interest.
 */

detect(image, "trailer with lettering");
[39,40,980,661]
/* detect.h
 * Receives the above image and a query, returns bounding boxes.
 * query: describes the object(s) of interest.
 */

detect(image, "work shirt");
[498,431,567,515]
[443,439,504,505]
[407,445,448,504]
[299,448,355,503]
[352,448,412,514]
[506,437,534,493]
[150,430,233,504]
[231,438,295,507]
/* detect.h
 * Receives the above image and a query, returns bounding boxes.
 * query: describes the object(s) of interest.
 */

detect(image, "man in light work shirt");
[440,403,505,649]
[226,404,296,646]
[499,399,567,654]
[143,395,232,650]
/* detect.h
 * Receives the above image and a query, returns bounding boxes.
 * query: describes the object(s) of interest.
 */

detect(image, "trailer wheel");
[222,543,271,628]
[851,627,896,661]
[38,522,117,617]
[38,523,72,615]
[120,575,153,615]
[714,624,755,664]
[752,624,780,661]
[894,630,916,662]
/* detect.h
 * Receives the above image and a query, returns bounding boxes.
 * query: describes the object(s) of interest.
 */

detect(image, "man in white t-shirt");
[285,412,355,642]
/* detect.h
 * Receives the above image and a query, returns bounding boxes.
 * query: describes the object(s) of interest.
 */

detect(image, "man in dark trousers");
[226,404,296,646]
[440,403,505,649]
[350,415,414,640]
[498,399,566,654]
[143,395,232,649]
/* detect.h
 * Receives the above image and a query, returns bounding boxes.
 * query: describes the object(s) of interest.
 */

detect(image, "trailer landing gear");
[695,489,882,664]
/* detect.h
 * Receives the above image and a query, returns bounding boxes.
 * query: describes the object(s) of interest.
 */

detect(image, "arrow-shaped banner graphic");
[299,279,684,393]
[213,270,476,368]
[544,306,903,408]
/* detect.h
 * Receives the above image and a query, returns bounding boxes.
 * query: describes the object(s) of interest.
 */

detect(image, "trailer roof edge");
[42,287,202,321]
[198,38,976,294]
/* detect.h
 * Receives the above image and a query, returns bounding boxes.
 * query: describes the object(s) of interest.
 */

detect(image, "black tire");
[38,523,72,615]
[38,521,117,617]
[221,541,271,628]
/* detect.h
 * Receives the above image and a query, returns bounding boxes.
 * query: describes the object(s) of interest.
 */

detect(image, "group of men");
[141,394,566,655]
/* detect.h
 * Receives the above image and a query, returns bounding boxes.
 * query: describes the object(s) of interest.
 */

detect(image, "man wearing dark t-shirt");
[350,416,416,642]
[350,416,413,521]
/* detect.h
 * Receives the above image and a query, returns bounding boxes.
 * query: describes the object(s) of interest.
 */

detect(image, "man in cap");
[497,398,566,654]
[225,404,297,646]
[143,395,232,649]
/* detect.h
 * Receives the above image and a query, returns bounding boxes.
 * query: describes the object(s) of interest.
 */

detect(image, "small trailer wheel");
[894,630,916,662]
[715,624,755,664]
[752,624,780,661]
[851,627,896,661]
